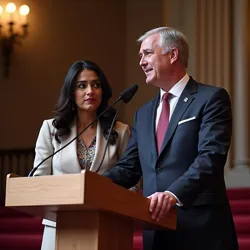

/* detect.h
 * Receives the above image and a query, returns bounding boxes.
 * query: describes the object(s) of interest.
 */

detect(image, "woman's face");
[74,69,103,114]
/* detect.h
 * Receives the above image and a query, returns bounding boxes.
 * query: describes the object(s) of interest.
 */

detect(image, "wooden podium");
[5,170,176,250]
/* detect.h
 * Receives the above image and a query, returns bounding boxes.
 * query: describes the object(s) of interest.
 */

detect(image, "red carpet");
[0,202,43,250]
[227,188,250,250]
[1,188,250,250]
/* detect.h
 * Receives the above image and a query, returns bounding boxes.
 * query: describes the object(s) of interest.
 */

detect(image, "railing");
[0,148,35,199]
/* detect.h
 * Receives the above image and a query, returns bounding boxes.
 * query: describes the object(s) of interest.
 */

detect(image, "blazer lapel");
[90,121,105,173]
[60,119,81,173]
[158,78,197,156]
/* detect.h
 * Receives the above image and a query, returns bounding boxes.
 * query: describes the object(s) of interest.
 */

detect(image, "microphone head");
[120,84,138,103]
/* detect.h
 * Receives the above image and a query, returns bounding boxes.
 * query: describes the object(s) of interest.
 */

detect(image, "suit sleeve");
[103,111,142,188]
[33,120,54,176]
[117,124,141,192]
[117,124,131,159]
[167,88,232,207]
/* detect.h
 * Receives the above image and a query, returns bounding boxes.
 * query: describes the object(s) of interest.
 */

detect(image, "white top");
[156,73,190,129]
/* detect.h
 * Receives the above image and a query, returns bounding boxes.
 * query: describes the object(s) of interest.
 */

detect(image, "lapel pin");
[183,97,188,102]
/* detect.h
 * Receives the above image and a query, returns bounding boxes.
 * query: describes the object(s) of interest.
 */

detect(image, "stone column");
[232,0,250,169]
[224,0,250,187]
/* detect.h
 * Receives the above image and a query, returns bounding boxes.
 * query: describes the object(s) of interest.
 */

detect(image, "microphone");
[118,84,138,103]
[28,84,138,177]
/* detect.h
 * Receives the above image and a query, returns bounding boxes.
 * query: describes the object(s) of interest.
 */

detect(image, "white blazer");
[33,118,131,228]
[33,118,130,176]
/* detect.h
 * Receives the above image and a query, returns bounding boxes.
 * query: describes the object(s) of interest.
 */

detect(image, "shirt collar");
[159,73,190,101]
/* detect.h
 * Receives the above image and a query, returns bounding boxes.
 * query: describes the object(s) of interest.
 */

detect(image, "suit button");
[156,168,162,174]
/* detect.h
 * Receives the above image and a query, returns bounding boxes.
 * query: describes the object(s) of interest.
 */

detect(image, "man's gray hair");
[137,27,189,68]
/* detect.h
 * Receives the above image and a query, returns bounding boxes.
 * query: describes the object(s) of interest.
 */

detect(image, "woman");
[33,60,138,250]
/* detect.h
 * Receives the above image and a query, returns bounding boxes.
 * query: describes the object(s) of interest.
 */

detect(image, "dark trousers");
[143,205,238,250]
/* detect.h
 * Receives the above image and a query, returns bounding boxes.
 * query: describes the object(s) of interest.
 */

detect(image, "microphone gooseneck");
[28,84,138,177]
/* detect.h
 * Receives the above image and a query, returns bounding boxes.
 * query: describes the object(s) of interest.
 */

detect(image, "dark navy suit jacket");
[103,78,238,250]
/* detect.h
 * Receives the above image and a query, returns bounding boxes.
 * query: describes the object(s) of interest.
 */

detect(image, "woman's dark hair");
[52,60,118,144]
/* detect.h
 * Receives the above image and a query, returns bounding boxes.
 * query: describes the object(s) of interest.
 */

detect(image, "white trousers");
[41,225,56,250]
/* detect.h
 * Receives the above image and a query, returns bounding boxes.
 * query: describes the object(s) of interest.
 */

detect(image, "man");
[103,27,238,250]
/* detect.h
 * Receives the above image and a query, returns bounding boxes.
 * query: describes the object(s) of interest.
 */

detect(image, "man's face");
[139,33,172,88]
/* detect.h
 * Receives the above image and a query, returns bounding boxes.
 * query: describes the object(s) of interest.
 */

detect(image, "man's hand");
[147,192,176,222]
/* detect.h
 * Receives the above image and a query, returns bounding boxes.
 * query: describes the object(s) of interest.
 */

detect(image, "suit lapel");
[149,94,160,163]
[90,121,105,173]
[158,78,197,156]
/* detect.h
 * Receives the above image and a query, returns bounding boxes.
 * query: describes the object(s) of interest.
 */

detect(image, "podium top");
[5,170,176,230]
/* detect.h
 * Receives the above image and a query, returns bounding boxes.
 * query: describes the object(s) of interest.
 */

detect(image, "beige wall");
[0,0,126,148]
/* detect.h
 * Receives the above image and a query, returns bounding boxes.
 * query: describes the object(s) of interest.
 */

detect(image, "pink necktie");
[156,93,171,153]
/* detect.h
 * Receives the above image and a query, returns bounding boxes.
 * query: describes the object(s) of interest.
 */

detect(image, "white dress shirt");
[156,73,190,128]
[155,73,190,206]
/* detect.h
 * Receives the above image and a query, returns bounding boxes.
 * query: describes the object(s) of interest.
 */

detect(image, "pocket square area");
[178,116,196,125]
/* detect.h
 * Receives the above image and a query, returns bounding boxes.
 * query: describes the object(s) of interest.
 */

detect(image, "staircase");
[227,188,250,250]
[0,198,43,250]
[0,188,249,250]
